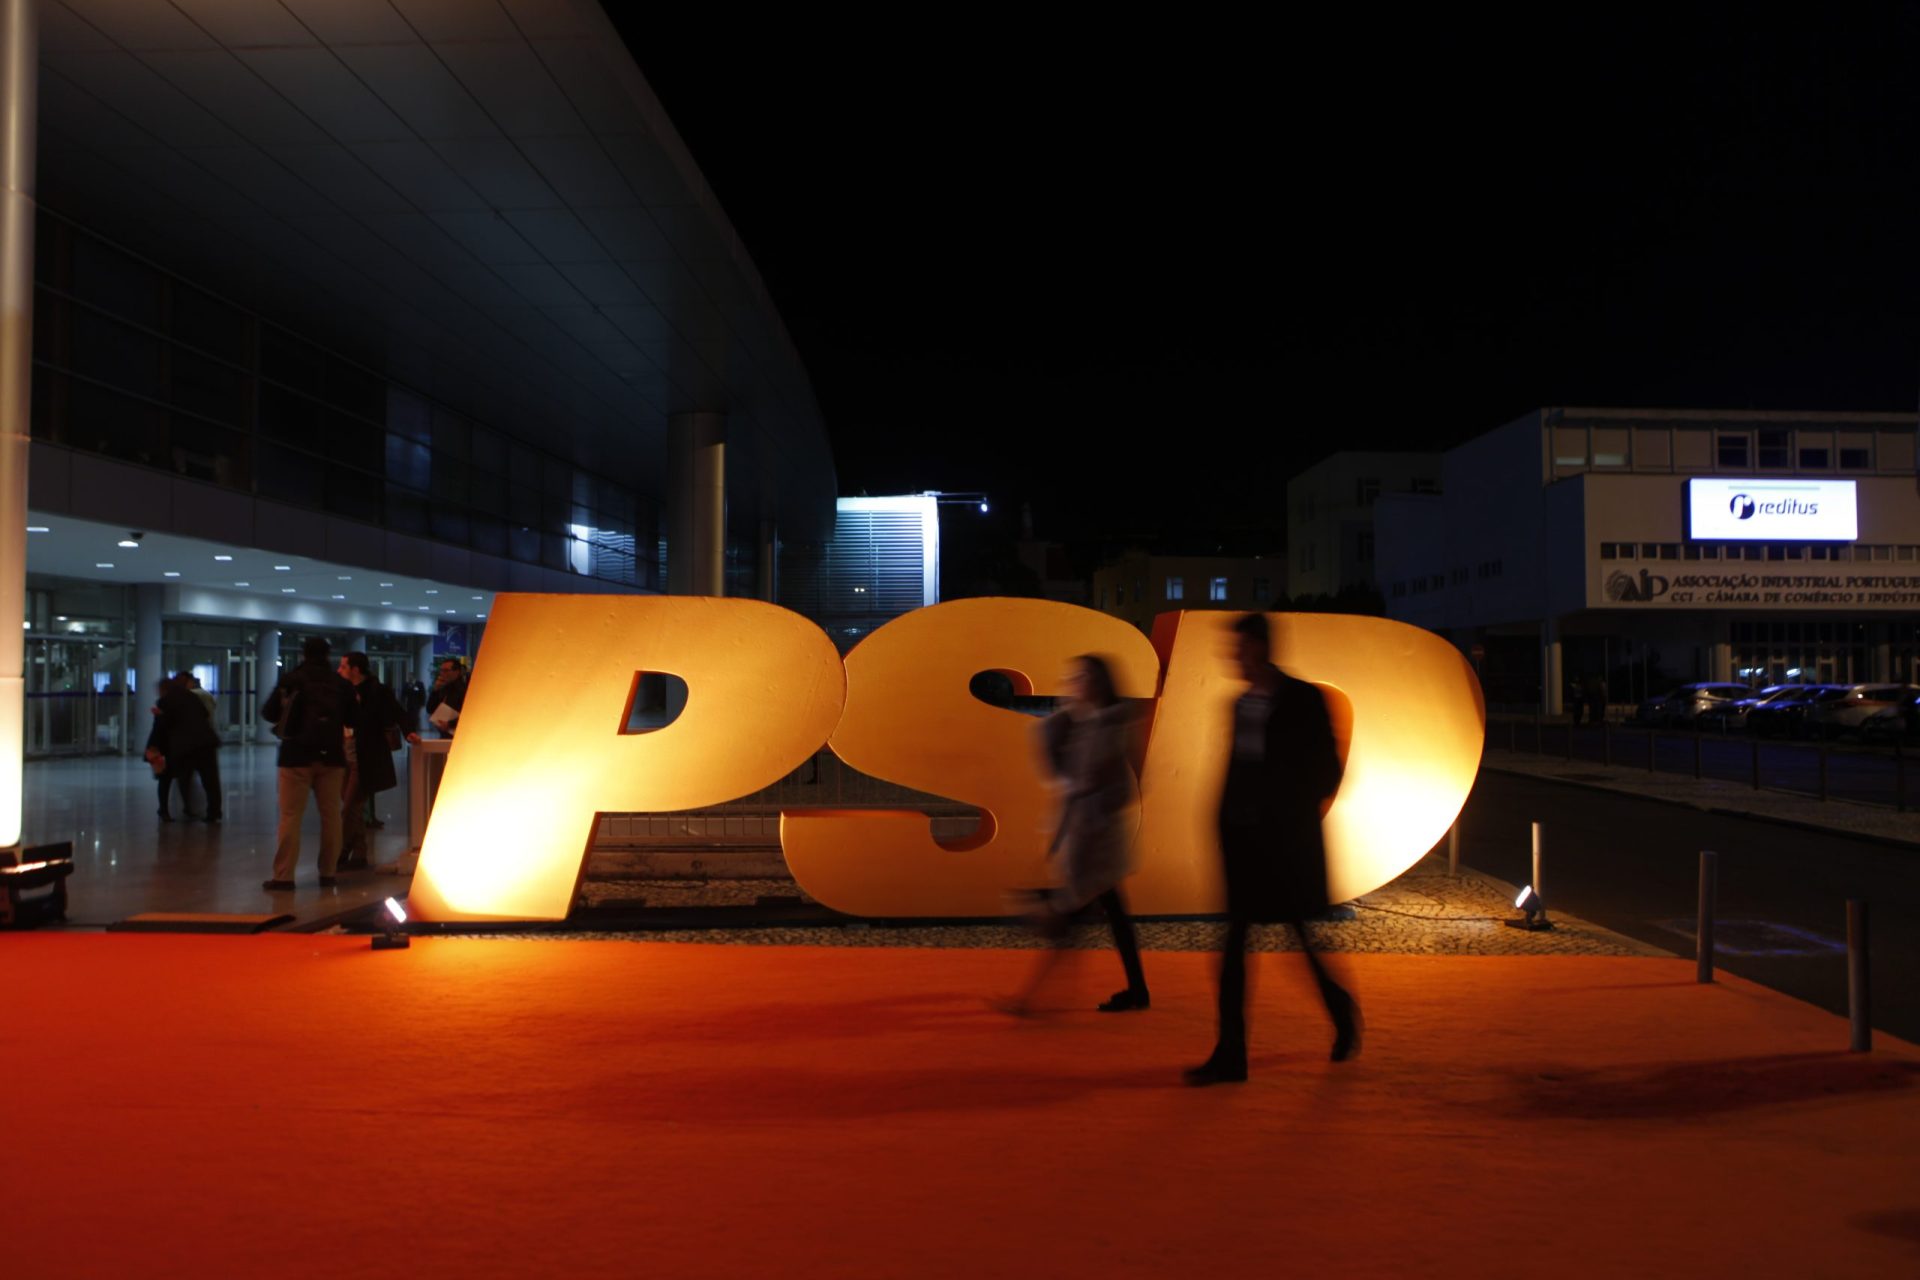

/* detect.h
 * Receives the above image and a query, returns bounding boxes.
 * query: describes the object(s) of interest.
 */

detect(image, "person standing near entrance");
[145,674,221,822]
[337,651,404,870]
[1187,612,1358,1086]
[422,656,468,739]
[260,637,356,891]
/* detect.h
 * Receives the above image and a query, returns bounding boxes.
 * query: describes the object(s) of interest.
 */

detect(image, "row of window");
[1549,422,1903,474]
[1600,542,1920,562]
[30,214,654,587]
[1390,560,1503,598]
[1101,576,1277,610]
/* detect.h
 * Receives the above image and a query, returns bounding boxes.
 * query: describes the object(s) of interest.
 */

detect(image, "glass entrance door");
[26,635,133,756]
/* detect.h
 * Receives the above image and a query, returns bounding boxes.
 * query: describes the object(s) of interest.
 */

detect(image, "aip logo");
[1729,493,1756,519]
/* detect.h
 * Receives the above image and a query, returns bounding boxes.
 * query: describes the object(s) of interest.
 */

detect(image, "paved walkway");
[25,743,417,928]
[1483,746,1920,847]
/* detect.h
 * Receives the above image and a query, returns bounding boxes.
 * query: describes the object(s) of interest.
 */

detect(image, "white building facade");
[1376,409,1920,713]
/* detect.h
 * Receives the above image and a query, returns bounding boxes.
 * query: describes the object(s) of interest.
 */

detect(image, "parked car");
[1802,684,1920,740]
[1696,684,1799,733]
[1860,692,1920,745]
[1636,682,1751,727]
[1745,684,1840,738]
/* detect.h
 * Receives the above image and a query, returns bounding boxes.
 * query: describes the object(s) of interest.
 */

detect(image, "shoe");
[1097,988,1151,1013]
[262,879,295,892]
[204,814,222,824]
[319,875,338,887]
[158,811,172,822]
[1331,994,1363,1063]
[1183,1055,1248,1087]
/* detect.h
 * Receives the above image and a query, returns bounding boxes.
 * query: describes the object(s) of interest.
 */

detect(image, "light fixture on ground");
[373,896,411,950]
[1508,885,1553,931]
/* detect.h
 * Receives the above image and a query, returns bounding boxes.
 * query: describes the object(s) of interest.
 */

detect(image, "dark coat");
[146,685,218,762]
[260,660,357,768]
[348,678,405,794]
[425,674,468,737]
[1216,666,1344,922]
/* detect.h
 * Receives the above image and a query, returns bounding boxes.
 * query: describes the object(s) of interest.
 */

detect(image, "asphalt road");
[1457,770,1920,1044]
[1494,721,1914,808]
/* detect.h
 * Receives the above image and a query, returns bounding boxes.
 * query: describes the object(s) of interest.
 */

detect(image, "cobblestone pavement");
[493,853,1662,956]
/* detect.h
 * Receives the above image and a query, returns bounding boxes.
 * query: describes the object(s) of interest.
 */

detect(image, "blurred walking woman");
[998,653,1151,1015]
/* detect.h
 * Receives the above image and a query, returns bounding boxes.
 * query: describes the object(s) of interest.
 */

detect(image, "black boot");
[1183,1046,1247,1086]
[1097,988,1151,1012]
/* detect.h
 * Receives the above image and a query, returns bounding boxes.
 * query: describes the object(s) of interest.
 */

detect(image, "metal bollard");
[1695,850,1717,983]
[1848,900,1871,1053]
[1531,821,1544,902]
[1448,822,1459,877]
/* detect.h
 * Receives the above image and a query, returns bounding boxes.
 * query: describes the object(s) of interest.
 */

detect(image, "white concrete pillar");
[253,626,280,744]
[666,411,725,596]
[345,632,369,660]
[1542,616,1563,716]
[1710,639,1733,683]
[134,583,164,711]
[415,635,436,688]
[0,0,34,845]
[1871,625,1892,682]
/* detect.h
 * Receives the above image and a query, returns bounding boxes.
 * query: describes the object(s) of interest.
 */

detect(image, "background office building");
[1376,408,1920,712]
[12,1,836,755]
[1286,450,1440,601]
[1091,550,1283,634]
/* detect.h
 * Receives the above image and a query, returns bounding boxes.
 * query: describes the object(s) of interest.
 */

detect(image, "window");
[1135,578,1145,601]
[1799,446,1830,469]
[1301,542,1316,571]
[1356,531,1374,562]
[1898,546,1917,561]
[1717,434,1749,468]
[1392,582,1406,598]
[1600,542,1622,560]
[1209,577,1228,602]
[1411,577,1427,594]
[1165,576,1184,601]
[1115,583,1125,605]
[1840,447,1871,469]
[1253,577,1271,603]
[1357,478,1381,507]
[1757,430,1790,468]
[1409,477,1441,494]
[1683,544,1702,560]
[1099,586,1108,609]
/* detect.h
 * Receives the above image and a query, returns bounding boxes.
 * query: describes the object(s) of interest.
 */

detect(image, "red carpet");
[7,936,1918,1277]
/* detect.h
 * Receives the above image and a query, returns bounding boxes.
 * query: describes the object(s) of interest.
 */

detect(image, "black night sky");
[617,9,1920,559]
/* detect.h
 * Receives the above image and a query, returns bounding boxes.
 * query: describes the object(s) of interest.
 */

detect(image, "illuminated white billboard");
[1686,478,1858,541]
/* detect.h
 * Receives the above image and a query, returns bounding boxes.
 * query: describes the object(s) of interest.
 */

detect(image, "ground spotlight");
[373,895,411,950]
[1507,884,1553,931]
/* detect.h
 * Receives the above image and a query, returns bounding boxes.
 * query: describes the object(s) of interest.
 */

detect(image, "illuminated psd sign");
[408,597,1485,923]
[1686,478,1858,541]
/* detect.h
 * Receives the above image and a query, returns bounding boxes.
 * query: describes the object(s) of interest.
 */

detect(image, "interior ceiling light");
[26,525,47,532]
[338,576,352,581]
[425,590,439,595]
[380,582,393,587]
[274,565,291,571]
[117,538,138,548]
[94,562,113,569]
[444,609,455,614]
[332,594,346,600]
[214,554,233,561]
[235,582,250,587]
[282,588,296,594]
[472,596,482,601]
[163,571,181,578]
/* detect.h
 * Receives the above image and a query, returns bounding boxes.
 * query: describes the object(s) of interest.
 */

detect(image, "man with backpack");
[259,636,358,892]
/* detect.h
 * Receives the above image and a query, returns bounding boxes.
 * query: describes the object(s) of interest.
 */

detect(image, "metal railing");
[1489,714,1911,811]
